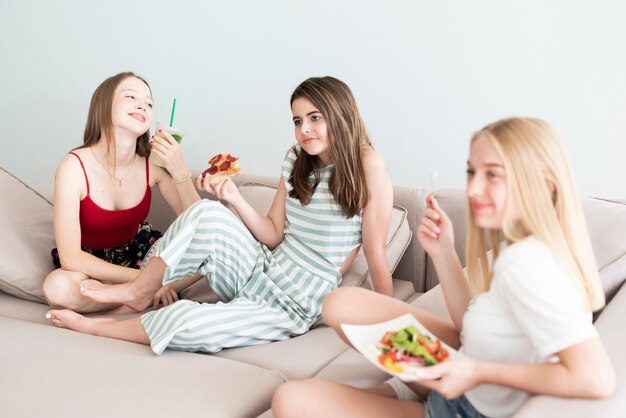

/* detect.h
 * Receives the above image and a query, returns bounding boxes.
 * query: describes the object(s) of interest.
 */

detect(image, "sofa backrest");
[147,175,626,305]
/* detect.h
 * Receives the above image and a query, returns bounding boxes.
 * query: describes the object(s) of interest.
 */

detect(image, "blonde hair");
[289,76,372,218]
[465,117,604,311]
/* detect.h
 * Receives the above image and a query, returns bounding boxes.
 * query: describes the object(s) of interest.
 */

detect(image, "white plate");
[341,313,459,382]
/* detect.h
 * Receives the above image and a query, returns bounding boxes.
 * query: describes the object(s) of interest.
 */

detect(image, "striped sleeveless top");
[277,145,363,273]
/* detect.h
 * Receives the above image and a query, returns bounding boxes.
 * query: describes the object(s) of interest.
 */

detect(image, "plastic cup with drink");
[149,98,183,167]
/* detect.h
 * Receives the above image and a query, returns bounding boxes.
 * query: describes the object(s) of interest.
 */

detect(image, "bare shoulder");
[54,151,89,200]
[360,146,387,170]
[57,151,85,177]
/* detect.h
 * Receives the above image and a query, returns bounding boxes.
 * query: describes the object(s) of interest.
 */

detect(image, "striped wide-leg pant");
[140,199,335,355]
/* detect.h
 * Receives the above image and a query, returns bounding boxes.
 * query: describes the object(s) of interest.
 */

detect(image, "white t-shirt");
[460,236,597,418]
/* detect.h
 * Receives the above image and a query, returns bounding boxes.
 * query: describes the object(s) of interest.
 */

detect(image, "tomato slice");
[381,331,395,345]
[378,352,402,372]
[424,340,441,355]
[378,352,395,363]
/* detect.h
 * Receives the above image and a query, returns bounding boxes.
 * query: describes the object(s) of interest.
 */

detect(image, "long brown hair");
[78,72,151,166]
[289,76,372,218]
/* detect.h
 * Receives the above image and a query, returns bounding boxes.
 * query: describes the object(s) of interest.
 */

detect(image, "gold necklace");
[90,148,136,187]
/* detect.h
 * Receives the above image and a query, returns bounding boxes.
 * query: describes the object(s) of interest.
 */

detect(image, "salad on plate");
[376,325,449,374]
[341,314,458,381]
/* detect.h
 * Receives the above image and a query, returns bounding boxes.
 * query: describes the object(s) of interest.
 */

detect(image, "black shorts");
[51,222,162,269]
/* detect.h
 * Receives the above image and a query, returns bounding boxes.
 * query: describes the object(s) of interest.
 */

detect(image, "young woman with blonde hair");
[46,76,395,355]
[271,117,615,418]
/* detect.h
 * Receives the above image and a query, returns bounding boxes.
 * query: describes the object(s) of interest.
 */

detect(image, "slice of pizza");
[201,153,241,184]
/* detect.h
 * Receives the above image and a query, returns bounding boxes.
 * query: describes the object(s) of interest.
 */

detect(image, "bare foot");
[79,280,153,312]
[79,258,166,311]
[99,304,149,315]
[45,310,116,333]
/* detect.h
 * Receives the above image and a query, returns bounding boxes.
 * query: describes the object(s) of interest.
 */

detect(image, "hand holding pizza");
[201,153,241,184]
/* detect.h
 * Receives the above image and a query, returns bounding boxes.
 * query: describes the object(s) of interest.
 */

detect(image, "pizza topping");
[209,154,223,165]
[201,153,241,183]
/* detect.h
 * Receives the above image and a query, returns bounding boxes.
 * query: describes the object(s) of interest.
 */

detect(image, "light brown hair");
[78,72,151,165]
[289,76,372,218]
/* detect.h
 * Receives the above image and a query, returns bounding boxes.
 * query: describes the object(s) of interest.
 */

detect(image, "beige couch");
[1,167,624,418]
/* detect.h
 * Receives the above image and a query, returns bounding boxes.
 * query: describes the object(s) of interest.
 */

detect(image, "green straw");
[169,98,177,127]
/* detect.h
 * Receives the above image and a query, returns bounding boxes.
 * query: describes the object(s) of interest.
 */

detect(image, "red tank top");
[70,152,152,249]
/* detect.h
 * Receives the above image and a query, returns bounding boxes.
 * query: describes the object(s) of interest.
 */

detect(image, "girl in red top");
[43,72,200,313]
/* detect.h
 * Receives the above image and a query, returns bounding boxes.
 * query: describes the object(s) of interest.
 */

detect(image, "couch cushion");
[582,198,626,304]
[0,167,55,303]
[410,283,453,323]
[314,347,390,388]
[0,290,51,324]
[390,278,416,302]
[0,316,284,418]
[215,325,349,381]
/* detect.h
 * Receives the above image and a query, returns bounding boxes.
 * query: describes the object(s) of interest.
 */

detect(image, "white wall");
[1,0,625,198]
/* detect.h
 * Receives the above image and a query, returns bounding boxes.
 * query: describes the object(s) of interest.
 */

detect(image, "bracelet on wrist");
[173,172,192,184]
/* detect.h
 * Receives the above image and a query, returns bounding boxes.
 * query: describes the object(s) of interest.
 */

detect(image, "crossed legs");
[45,257,168,344]
[77,257,168,312]
[43,269,128,314]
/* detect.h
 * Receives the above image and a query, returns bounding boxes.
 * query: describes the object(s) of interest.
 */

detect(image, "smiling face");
[111,76,153,136]
[466,134,519,230]
[291,97,331,165]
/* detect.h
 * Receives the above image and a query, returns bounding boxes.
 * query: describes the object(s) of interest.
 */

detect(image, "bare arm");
[430,251,468,331]
[53,156,138,283]
[151,128,201,215]
[226,179,286,249]
[153,164,201,215]
[360,148,394,297]
[417,337,616,400]
[480,338,615,398]
[417,195,471,330]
